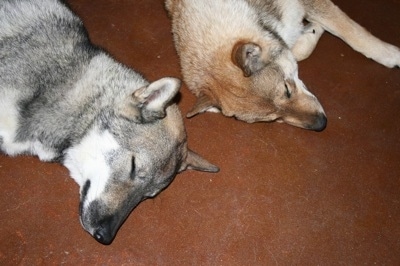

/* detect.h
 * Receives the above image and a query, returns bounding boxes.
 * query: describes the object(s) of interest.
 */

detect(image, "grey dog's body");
[0,0,218,245]
[0,0,100,158]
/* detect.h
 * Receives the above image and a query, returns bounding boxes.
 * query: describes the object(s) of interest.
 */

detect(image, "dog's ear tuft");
[120,77,181,123]
[187,93,219,118]
[231,42,269,77]
[185,149,219,173]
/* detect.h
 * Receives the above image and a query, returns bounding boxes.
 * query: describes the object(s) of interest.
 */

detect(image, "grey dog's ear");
[185,149,219,173]
[120,77,181,123]
[231,42,269,77]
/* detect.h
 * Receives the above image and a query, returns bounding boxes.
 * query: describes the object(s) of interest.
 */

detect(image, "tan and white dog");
[165,0,400,131]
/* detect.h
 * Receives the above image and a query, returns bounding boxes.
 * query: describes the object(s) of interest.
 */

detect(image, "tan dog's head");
[187,41,327,131]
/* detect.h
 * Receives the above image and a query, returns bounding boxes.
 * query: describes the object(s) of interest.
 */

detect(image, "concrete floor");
[1,0,399,264]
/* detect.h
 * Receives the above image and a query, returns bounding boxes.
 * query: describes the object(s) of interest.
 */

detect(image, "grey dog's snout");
[94,226,113,245]
[91,214,119,245]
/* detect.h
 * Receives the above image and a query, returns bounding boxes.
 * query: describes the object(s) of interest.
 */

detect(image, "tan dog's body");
[166,0,400,130]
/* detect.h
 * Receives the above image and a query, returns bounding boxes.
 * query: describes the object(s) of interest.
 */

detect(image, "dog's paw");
[303,22,324,36]
[292,23,325,61]
[372,43,400,68]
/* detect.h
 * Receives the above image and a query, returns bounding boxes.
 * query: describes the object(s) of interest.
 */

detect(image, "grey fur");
[0,0,218,245]
[1,0,99,156]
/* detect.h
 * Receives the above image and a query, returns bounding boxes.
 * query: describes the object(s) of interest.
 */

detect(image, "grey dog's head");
[64,77,218,245]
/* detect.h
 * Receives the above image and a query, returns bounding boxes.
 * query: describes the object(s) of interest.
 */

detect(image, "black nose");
[311,113,327,132]
[93,226,114,245]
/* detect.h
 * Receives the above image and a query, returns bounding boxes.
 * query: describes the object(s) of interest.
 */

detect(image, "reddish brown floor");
[1,0,399,264]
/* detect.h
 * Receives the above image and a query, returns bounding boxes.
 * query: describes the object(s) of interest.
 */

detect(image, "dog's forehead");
[253,61,282,80]
[113,103,185,144]
[113,104,187,166]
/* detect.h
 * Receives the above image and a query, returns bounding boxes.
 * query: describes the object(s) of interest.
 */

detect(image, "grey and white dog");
[0,0,218,245]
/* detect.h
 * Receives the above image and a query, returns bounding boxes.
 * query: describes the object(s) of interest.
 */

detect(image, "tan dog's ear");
[120,77,181,123]
[231,42,269,77]
[186,93,219,118]
[184,149,219,173]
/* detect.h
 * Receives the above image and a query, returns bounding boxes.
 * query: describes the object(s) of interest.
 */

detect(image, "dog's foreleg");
[291,22,325,61]
[302,0,400,68]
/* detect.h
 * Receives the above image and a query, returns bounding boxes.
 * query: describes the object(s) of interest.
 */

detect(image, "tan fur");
[166,0,400,131]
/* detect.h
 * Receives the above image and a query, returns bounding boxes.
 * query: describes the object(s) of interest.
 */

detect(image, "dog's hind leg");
[301,0,400,68]
[291,22,325,61]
